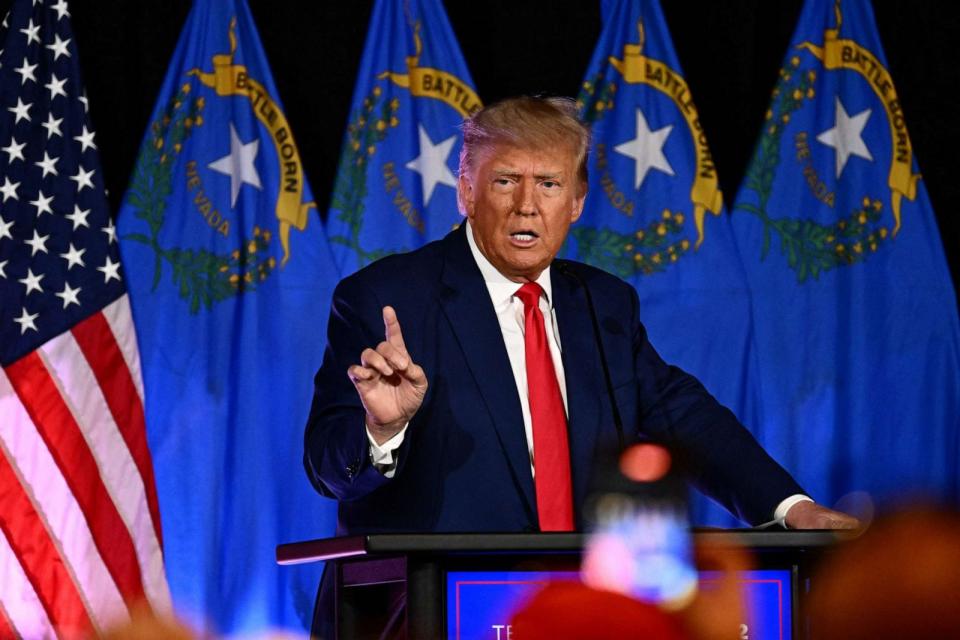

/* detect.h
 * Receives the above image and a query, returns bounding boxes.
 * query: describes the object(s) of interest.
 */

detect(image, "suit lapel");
[438,226,537,519]
[551,264,603,519]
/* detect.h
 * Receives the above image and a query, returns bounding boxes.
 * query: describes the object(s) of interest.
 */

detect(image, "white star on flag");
[19,18,40,45]
[46,33,70,60]
[29,190,54,216]
[97,256,121,283]
[405,124,457,206]
[102,218,117,243]
[74,124,96,151]
[51,0,70,20]
[1,177,21,201]
[614,108,675,190]
[66,204,90,229]
[70,165,95,191]
[8,97,31,123]
[13,307,39,334]
[0,215,14,240]
[45,73,68,99]
[24,229,49,256]
[2,137,26,163]
[18,267,45,294]
[14,57,37,85]
[55,282,81,309]
[60,243,85,270]
[816,96,874,179]
[208,123,262,208]
[42,112,63,139]
[35,151,59,177]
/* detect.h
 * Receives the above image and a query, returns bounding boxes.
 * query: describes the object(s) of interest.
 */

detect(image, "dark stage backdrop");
[3,0,956,294]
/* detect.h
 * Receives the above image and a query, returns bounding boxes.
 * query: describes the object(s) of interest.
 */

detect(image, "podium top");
[275,529,849,565]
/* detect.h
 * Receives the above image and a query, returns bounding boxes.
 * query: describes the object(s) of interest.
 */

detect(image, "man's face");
[460,143,586,283]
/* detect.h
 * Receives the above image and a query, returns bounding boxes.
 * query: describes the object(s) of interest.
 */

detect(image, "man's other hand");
[785,500,861,529]
[348,306,428,444]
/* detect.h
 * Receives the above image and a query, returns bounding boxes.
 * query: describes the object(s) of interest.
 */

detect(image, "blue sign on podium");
[446,569,792,639]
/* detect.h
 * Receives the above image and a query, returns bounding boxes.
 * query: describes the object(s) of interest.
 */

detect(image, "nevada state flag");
[325,0,480,276]
[731,0,960,512]
[569,0,763,524]
[116,0,339,634]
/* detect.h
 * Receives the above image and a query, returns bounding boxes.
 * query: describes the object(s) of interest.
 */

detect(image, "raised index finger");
[382,305,407,351]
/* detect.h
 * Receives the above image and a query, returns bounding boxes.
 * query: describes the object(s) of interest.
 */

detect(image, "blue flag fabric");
[731,0,960,513]
[325,0,480,276]
[570,0,762,524]
[116,0,338,633]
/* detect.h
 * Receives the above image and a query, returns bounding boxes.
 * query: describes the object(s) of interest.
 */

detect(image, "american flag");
[0,0,171,636]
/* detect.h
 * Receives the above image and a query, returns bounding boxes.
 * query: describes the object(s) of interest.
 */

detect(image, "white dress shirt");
[365,222,810,525]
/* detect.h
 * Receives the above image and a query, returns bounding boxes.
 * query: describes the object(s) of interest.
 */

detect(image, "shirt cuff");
[366,424,408,478]
[774,494,815,528]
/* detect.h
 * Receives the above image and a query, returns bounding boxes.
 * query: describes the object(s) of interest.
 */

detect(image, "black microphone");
[556,261,626,451]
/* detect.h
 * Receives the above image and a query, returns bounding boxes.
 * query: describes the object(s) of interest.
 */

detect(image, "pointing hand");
[347,306,428,444]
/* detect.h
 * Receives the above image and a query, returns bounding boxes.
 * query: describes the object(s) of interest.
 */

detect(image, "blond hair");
[458,96,590,188]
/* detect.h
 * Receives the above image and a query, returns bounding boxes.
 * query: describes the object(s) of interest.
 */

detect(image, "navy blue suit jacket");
[304,224,804,532]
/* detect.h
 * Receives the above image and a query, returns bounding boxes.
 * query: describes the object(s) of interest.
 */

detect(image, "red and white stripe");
[0,296,170,638]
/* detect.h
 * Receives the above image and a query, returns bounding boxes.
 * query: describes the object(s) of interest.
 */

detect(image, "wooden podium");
[277,530,844,639]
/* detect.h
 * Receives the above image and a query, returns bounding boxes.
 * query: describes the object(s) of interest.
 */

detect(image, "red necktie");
[514,282,574,532]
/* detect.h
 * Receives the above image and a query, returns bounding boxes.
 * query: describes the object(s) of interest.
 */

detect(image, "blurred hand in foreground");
[677,536,751,640]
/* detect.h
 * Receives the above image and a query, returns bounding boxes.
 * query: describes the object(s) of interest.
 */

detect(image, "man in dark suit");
[304,96,857,533]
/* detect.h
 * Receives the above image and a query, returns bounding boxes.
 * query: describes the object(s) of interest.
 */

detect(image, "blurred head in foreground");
[808,506,960,639]
[100,606,195,640]
[510,581,689,640]
[510,536,751,640]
